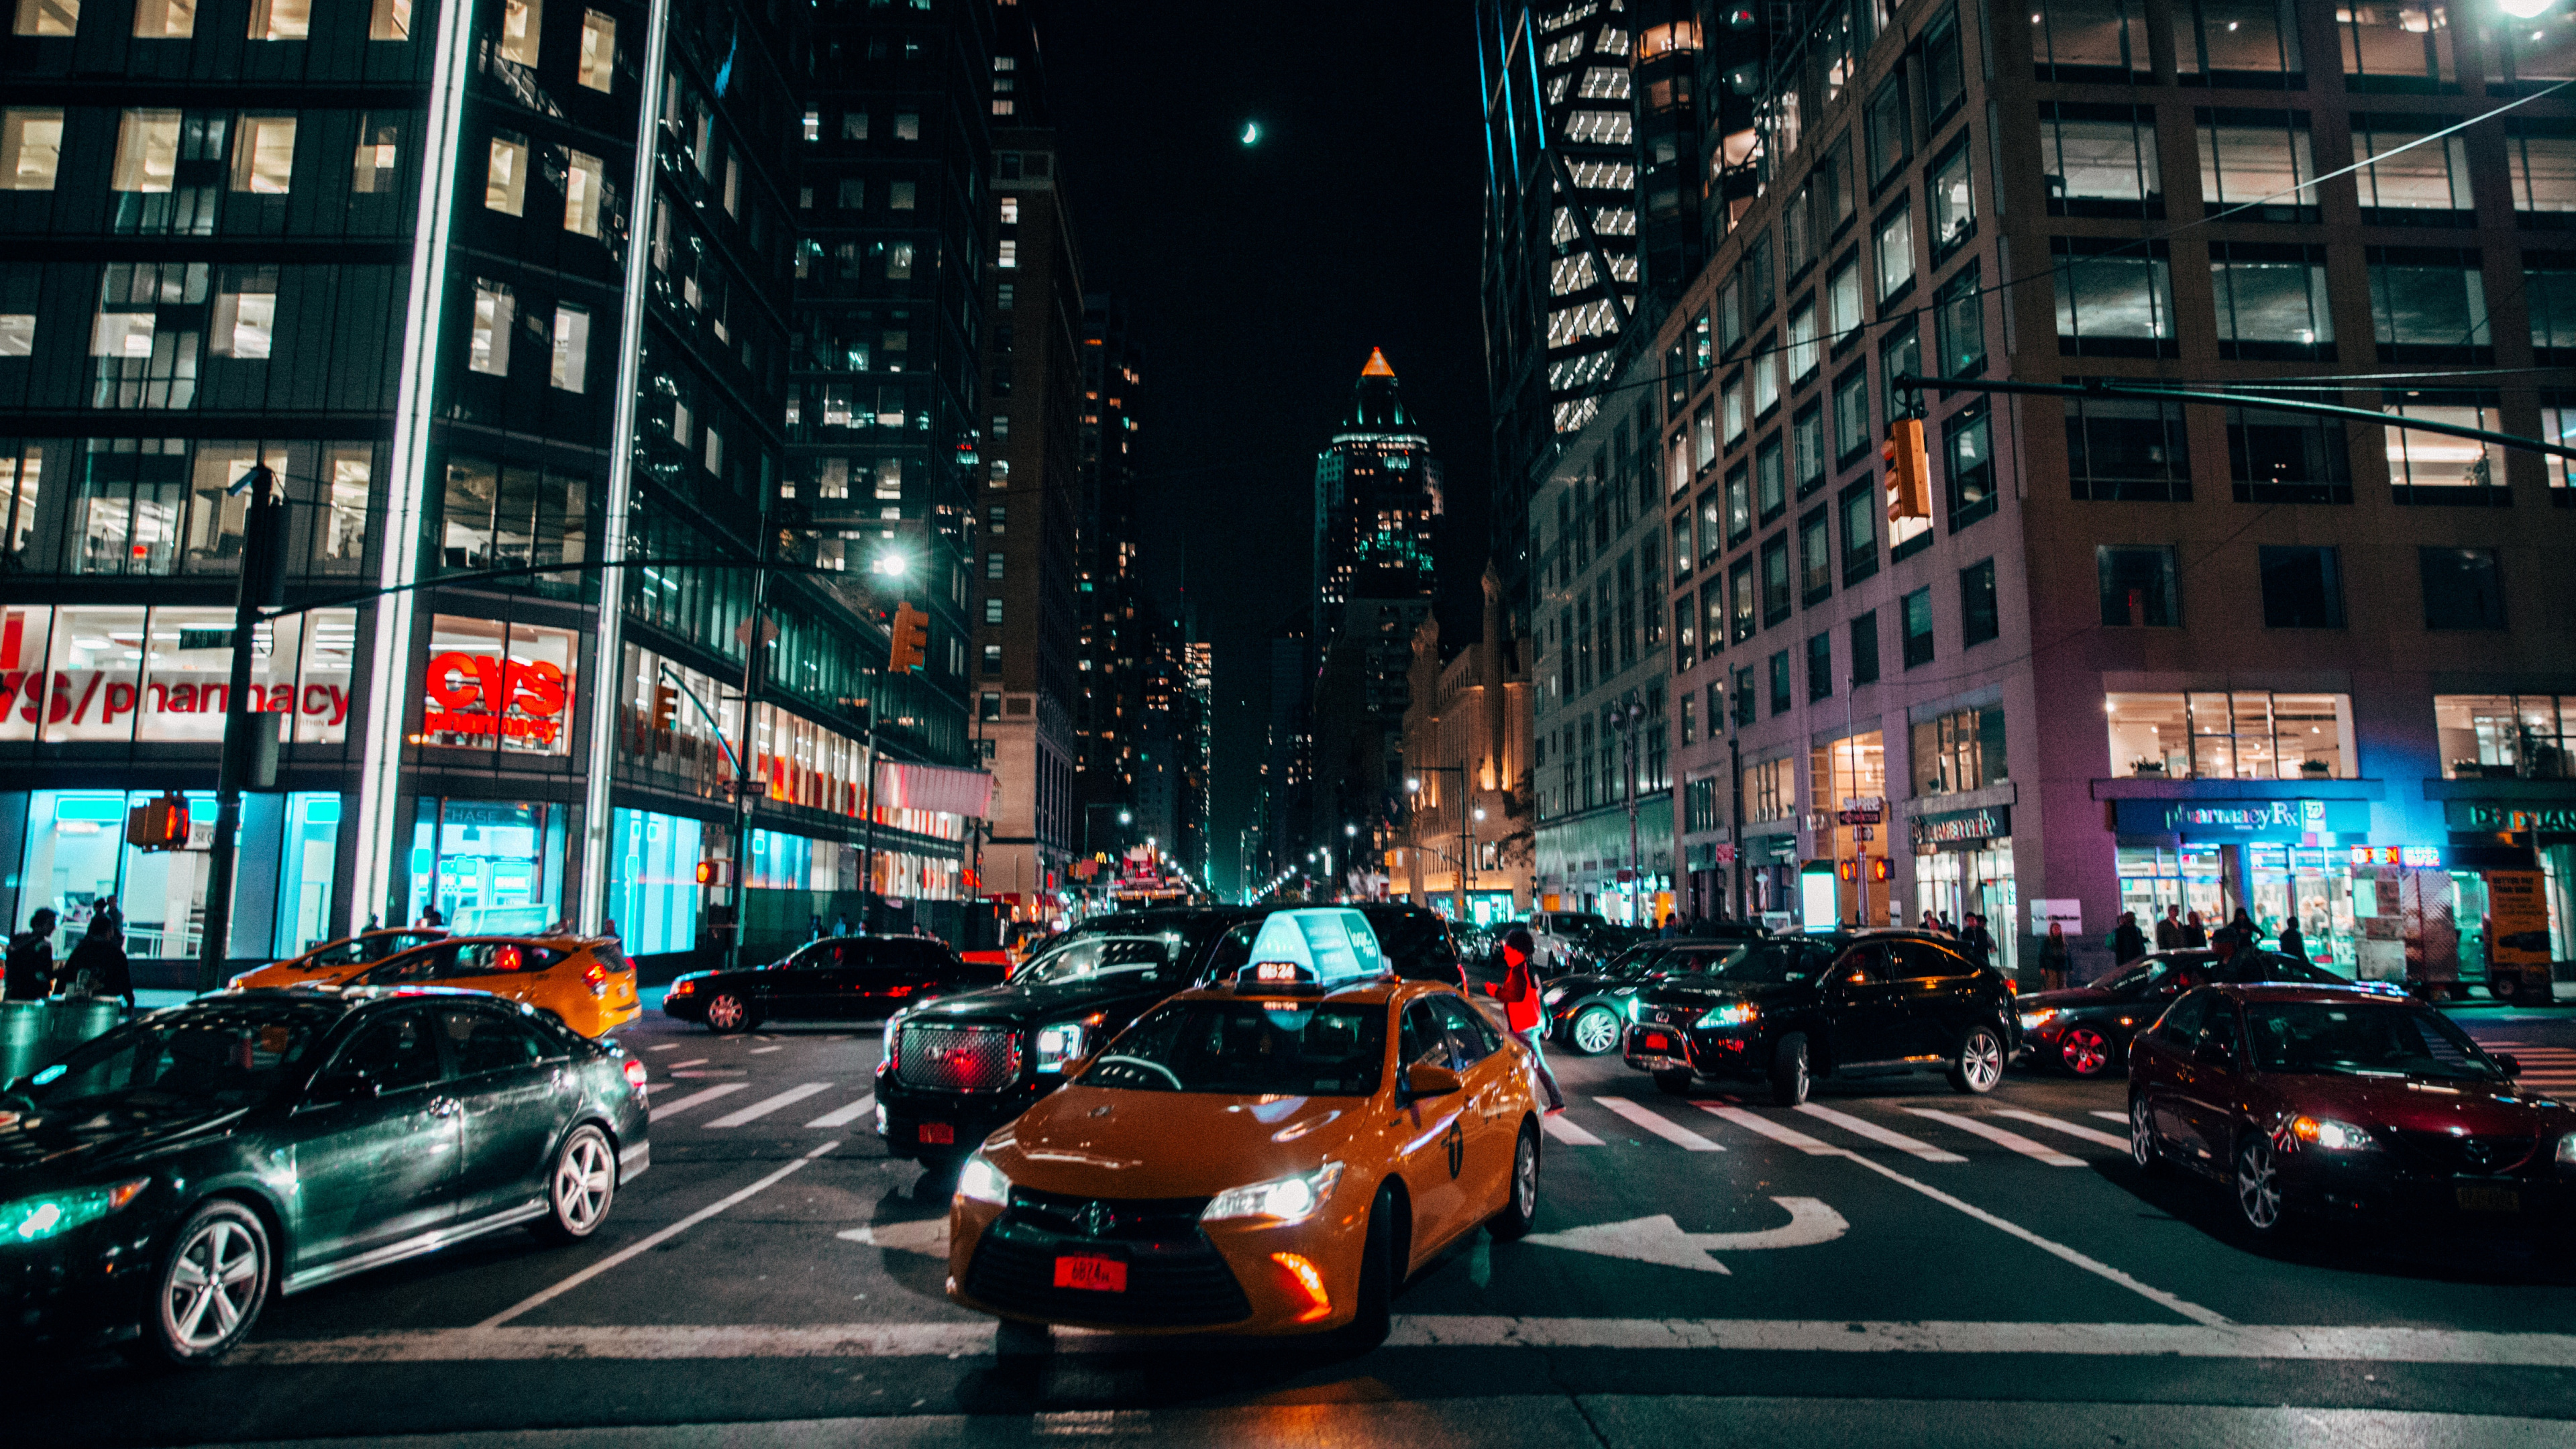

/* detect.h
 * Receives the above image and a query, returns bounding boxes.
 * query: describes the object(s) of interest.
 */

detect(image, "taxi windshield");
[1085,1000,1387,1097]
[1014,936,1176,987]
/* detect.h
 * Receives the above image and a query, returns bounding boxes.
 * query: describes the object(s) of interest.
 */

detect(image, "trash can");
[0,1000,52,1086]
[48,995,126,1057]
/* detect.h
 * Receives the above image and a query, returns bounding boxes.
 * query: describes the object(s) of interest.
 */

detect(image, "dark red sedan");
[2127,984,2575,1236]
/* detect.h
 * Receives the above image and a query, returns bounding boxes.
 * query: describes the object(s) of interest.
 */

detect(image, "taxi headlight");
[1202,1162,1344,1226]
[955,1152,1011,1207]
[3,1177,148,1243]
[2019,1009,2057,1030]
[1034,1022,1091,1073]
[1696,1002,1757,1029]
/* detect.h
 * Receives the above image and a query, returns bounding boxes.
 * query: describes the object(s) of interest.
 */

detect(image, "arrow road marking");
[1697,1104,1841,1155]
[1542,1113,1605,1146]
[1595,1096,1725,1150]
[649,1083,748,1120]
[837,1216,948,1257]
[1794,1103,1968,1162]
[1990,1108,2132,1151]
[806,1093,876,1128]
[706,1083,835,1128]
[1523,1198,1848,1274]
[1904,1109,2086,1167]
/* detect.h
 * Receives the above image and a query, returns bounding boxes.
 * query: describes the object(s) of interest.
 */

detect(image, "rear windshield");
[1086,1000,1388,1097]
[1014,936,1177,987]
[2244,1000,2502,1083]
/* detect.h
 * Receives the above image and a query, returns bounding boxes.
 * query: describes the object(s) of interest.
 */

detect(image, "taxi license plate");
[918,1122,955,1145]
[2458,1184,2521,1214]
[1053,1254,1128,1292]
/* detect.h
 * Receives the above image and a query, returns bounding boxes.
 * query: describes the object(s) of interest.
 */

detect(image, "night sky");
[1042,0,1493,894]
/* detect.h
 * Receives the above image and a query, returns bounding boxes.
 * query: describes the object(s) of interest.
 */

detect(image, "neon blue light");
[1526,12,1545,152]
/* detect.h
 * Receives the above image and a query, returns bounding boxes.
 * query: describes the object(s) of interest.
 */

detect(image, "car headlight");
[2019,1009,2057,1030]
[2290,1116,2375,1151]
[3,1178,148,1243]
[956,1152,1012,1206]
[1034,1022,1091,1073]
[1202,1162,1344,1226]
[1695,1002,1757,1029]
[1541,985,1568,1008]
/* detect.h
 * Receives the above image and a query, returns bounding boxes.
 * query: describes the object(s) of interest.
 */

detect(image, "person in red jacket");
[1485,926,1564,1112]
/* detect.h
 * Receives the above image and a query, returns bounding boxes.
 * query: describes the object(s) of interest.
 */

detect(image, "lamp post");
[1405,765,1472,924]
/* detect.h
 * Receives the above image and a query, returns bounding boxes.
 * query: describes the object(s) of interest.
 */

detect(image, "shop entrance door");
[411,800,562,934]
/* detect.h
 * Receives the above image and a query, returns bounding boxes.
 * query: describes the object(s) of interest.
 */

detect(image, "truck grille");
[898,1022,1022,1093]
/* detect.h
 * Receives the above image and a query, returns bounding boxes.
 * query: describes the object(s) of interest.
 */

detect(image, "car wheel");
[2058,1026,2114,1077]
[2129,1093,2166,1175]
[531,1124,617,1244]
[703,991,753,1033]
[1334,1186,1397,1351]
[2234,1131,2284,1235]
[1946,1024,2005,1095]
[1568,1006,1621,1056]
[1652,1068,1694,1095]
[1487,1122,1541,1241]
[138,1199,270,1366]
[1770,1032,1811,1107]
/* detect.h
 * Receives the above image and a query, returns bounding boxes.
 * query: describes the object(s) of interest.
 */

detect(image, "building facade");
[1397,568,1535,923]
[1650,0,2576,983]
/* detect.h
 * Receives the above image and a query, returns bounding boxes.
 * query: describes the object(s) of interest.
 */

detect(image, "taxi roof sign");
[1241,908,1385,988]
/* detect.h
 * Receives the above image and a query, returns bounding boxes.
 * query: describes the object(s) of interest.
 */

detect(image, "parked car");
[2127,983,2573,1237]
[1621,931,2021,1104]
[1527,910,1611,971]
[0,987,648,1363]
[663,935,1000,1032]
[2017,948,2366,1077]
[1542,940,1746,1055]
[337,935,640,1039]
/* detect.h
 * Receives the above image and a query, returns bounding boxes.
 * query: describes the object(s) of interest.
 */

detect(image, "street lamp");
[1405,764,1474,924]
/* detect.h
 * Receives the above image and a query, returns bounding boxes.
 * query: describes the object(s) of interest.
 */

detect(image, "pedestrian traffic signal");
[125,792,189,851]
[887,602,930,674]
[1837,859,1858,882]
[696,859,731,887]
[1870,857,1892,882]
[1883,418,1929,522]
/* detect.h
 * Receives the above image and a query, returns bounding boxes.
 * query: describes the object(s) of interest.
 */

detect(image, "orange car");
[301,934,639,1038]
[945,908,1544,1345]
[227,928,451,990]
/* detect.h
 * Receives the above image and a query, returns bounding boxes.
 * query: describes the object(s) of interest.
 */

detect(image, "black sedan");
[1622,931,2021,1105]
[2018,948,2373,1077]
[1543,939,1752,1055]
[664,934,1002,1032]
[0,987,648,1363]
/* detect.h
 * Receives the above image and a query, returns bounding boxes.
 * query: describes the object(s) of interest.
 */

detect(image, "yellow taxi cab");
[945,908,1544,1346]
[314,934,639,1038]
[226,928,451,989]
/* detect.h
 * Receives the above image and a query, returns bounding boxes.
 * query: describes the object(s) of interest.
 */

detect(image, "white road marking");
[647,1083,749,1120]
[1595,1096,1725,1150]
[646,1044,680,1053]
[704,1083,835,1127]
[806,1093,877,1128]
[243,1316,2576,1366]
[476,1140,843,1328]
[1696,1104,1839,1155]
[1524,1199,1848,1274]
[751,1045,783,1055]
[1542,1113,1605,1146]
[1990,1108,2133,1151]
[1904,1109,2086,1167]
[2090,1110,2129,1124]
[1793,1103,1967,1162]
[669,1058,708,1069]
[837,1217,947,1256]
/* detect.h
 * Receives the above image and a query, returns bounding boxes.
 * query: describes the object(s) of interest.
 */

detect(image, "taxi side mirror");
[1403,1063,1462,1101]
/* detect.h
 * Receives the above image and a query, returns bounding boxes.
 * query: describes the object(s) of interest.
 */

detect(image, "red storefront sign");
[422,651,570,749]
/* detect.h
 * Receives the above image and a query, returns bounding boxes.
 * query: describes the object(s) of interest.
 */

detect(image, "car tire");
[1770,1032,1812,1107]
[1487,1122,1542,1241]
[1652,1068,1694,1095]
[1568,1006,1621,1057]
[2129,1093,2167,1175]
[134,1199,271,1367]
[1334,1187,1397,1352]
[2234,1130,2285,1235]
[531,1124,618,1245]
[1945,1024,2005,1095]
[703,991,755,1034]
[2058,1025,2114,1077]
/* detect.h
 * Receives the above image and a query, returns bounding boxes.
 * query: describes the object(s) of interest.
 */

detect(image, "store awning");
[879,761,994,817]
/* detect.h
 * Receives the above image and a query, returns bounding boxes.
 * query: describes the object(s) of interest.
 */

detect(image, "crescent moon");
[1240,122,1260,146]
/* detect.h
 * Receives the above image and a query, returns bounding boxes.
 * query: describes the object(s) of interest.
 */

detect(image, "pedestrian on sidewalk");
[2277,919,2306,961]
[2229,907,2259,945]
[2182,910,2208,948]
[1483,926,1564,1113]
[2113,911,2148,965]
[5,908,56,1002]
[60,910,133,1011]
[2039,921,2070,991]
[2156,906,2182,951]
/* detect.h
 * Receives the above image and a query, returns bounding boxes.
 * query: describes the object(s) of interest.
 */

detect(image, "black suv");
[873,903,1465,1165]
[1620,931,2020,1105]
[1542,937,1759,1056]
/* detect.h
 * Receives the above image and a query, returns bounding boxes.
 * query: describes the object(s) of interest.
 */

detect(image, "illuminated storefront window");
[2105,691,2354,779]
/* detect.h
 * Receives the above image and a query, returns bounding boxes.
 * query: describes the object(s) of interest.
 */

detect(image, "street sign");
[1837,808,1882,825]
[1523,1197,1848,1274]
[1852,826,1874,841]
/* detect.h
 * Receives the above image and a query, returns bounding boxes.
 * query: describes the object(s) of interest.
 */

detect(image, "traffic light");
[887,602,930,674]
[1870,857,1892,883]
[1837,859,1858,883]
[651,684,679,737]
[125,792,189,851]
[1883,418,1929,522]
[695,859,731,887]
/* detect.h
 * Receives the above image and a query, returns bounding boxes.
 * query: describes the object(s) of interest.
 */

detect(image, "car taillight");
[623,1059,649,1090]
[669,979,696,996]
[584,959,608,998]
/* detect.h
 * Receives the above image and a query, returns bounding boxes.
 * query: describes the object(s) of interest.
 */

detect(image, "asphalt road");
[15,1002,2576,1448]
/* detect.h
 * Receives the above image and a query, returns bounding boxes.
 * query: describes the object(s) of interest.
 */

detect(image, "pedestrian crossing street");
[2467,1041,2576,1096]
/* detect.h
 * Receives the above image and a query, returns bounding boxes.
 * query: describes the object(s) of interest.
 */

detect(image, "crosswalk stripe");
[649,1083,749,1120]
[1697,1103,1840,1155]
[669,1059,709,1069]
[1595,1096,1725,1150]
[751,1046,783,1055]
[1904,1109,2086,1166]
[705,1083,835,1128]
[2090,1110,2129,1124]
[1542,1113,1605,1146]
[805,1093,877,1128]
[1990,1108,2132,1151]
[1794,1103,1967,1162]
[646,1044,680,1053]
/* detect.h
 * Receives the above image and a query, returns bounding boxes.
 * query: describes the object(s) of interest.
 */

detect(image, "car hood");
[0,1099,248,1179]
[904,973,1183,1027]
[2017,987,2121,1012]
[981,1081,1370,1198]
[2266,1073,2576,1137]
